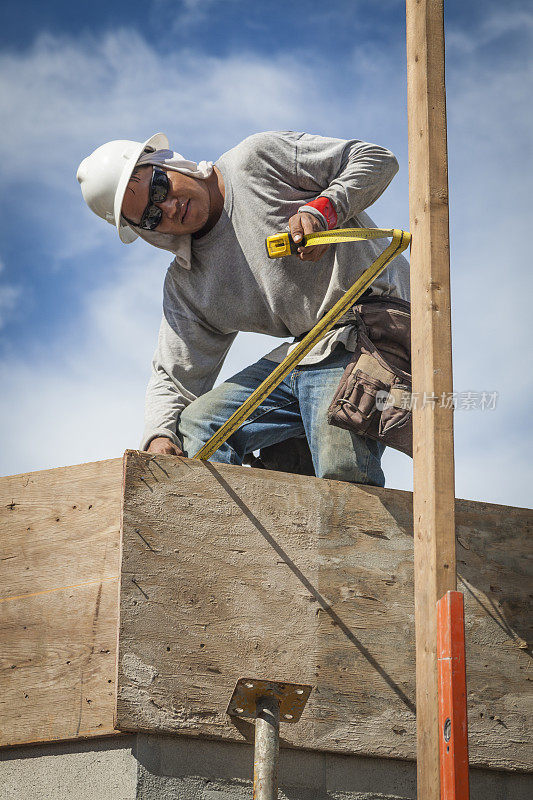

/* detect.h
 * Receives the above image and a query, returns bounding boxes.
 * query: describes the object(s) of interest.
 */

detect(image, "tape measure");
[193,227,411,461]
[265,226,401,258]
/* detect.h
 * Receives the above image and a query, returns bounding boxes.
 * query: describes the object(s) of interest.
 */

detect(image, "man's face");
[122,165,211,235]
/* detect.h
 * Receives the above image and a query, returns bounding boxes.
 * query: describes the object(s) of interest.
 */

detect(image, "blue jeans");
[179,346,385,486]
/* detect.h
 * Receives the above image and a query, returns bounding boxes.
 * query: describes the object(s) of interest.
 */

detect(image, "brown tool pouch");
[327,296,413,457]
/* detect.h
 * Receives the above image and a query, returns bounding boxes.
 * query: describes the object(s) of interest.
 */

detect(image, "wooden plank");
[405,1,456,796]
[0,459,122,747]
[117,452,533,771]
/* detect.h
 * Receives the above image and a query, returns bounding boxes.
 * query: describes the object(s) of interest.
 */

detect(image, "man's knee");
[180,392,222,444]
[179,397,205,434]
[179,383,244,453]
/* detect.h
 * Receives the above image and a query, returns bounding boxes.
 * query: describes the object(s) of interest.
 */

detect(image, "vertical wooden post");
[405,1,457,798]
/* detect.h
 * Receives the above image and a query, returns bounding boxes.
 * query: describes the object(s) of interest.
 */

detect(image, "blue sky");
[0,0,531,507]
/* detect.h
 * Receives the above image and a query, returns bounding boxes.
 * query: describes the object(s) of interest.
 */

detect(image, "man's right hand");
[146,437,184,457]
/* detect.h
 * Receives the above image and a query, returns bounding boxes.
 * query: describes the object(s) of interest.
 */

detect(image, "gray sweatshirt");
[141,131,410,450]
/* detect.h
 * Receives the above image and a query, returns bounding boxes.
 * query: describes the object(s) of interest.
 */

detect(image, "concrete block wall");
[2,734,532,800]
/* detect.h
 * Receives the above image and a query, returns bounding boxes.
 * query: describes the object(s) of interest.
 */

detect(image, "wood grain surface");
[0,459,122,747]
[117,451,532,771]
[406,0,456,792]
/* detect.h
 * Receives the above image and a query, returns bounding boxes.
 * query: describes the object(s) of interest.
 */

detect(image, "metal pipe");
[253,695,280,800]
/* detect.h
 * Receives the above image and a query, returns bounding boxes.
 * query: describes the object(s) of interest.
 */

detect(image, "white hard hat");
[76,133,169,243]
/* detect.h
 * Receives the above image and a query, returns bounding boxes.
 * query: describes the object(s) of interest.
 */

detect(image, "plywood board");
[117,451,533,771]
[0,459,122,747]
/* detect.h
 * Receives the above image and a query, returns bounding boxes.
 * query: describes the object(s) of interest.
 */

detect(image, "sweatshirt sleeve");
[293,132,399,226]
[140,272,237,451]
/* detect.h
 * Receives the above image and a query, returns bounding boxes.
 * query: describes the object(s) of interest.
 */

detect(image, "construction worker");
[77,131,409,486]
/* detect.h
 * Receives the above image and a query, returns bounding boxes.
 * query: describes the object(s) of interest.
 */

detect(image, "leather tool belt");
[327,296,413,457]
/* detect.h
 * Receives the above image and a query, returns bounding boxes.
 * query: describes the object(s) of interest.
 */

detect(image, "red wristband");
[304,197,338,230]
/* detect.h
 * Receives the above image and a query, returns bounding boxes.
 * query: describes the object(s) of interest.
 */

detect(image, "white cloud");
[159,0,233,29]
[0,21,531,509]
[0,257,22,331]
[0,30,313,178]
[0,285,21,330]
[447,8,533,54]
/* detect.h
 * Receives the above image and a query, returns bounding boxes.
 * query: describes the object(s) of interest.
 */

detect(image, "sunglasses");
[132,166,170,231]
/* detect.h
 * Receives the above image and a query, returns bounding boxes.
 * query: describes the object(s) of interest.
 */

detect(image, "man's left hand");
[288,212,330,262]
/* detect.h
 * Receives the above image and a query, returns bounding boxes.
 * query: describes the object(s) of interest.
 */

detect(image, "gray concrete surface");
[1,734,532,800]
[0,737,138,800]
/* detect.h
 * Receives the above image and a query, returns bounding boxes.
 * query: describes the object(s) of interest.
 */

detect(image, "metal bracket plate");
[227,678,312,723]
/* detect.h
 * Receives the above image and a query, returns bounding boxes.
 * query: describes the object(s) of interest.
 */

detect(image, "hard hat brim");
[114,132,169,243]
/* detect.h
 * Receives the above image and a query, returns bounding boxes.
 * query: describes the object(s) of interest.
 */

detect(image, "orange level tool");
[437,591,470,799]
